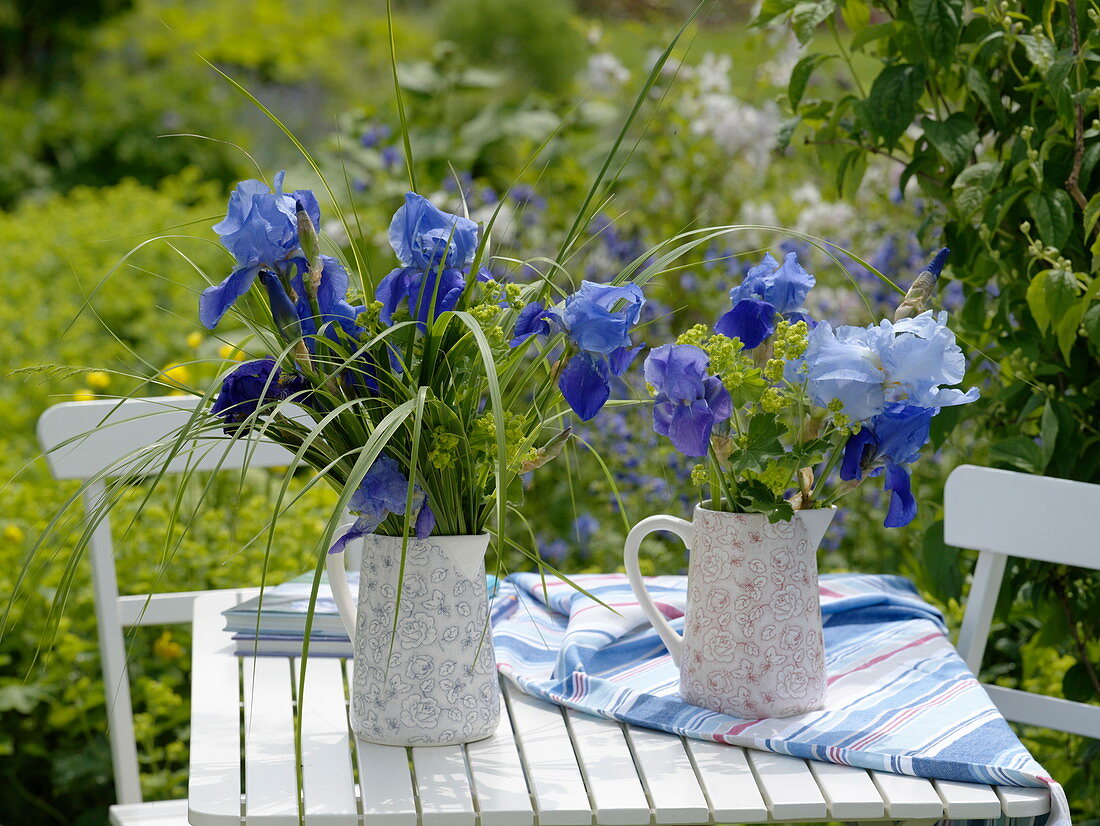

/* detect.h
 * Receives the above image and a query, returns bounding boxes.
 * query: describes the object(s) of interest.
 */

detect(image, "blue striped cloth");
[491,572,1069,826]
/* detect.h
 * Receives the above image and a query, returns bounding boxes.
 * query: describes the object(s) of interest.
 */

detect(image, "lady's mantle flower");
[792,310,978,423]
[715,252,815,349]
[644,344,732,456]
[200,171,320,329]
[376,193,480,325]
[211,357,308,428]
[840,403,934,527]
[328,455,435,555]
[511,281,646,421]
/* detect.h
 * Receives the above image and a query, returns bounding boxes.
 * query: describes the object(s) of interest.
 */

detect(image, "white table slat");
[293,658,358,823]
[806,760,885,820]
[995,785,1051,817]
[745,749,828,820]
[683,739,769,822]
[411,745,477,826]
[933,778,1004,819]
[188,592,246,826]
[869,770,944,819]
[465,687,534,826]
[502,681,592,826]
[355,737,418,826]
[564,710,651,825]
[242,657,299,825]
[623,728,709,824]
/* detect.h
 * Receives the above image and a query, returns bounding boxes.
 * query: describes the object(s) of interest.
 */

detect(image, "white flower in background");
[740,200,779,228]
[586,52,631,93]
[646,47,686,79]
[761,31,801,88]
[795,199,856,237]
[792,183,822,205]
[695,52,733,94]
[688,94,781,169]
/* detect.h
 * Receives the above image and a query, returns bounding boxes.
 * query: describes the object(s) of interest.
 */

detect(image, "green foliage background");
[1,0,1096,823]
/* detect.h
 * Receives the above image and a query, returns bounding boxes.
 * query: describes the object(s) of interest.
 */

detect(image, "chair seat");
[108,799,189,826]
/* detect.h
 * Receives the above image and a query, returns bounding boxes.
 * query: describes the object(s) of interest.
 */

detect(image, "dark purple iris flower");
[643,344,732,457]
[840,402,934,527]
[211,357,309,429]
[328,455,435,554]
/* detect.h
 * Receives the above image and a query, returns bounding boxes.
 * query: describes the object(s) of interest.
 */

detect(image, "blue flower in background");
[644,344,732,457]
[840,403,935,527]
[328,455,435,554]
[201,171,320,329]
[211,357,308,427]
[715,252,815,348]
[375,193,481,326]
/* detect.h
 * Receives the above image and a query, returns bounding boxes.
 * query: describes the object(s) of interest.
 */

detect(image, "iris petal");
[558,353,610,421]
[666,399,715,457]
[200,264,261,329]
[714,299,777,349]
[883,463,917,527]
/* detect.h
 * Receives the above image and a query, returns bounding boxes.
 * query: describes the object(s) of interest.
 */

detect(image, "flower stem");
[812,438,846,500]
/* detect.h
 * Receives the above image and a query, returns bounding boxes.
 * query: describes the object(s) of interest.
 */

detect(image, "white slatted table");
[188,592,1051,825]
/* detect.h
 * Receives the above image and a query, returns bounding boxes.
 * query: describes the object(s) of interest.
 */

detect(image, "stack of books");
[223,572,501,657]
[222,571,355,657]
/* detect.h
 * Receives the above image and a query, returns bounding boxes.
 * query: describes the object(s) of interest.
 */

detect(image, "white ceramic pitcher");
[624,503,833,718]
[327,533,500,745]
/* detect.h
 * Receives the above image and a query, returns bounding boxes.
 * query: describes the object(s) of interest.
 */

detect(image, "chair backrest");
[37,395,302,805]
[944,464,1100,740]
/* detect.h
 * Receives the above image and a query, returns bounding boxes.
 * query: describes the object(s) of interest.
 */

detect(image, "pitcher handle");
[326,546,357,640]
[624,515,694,667]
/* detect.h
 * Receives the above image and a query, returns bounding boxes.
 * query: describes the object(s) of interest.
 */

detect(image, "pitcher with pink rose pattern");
[624,503,834,718]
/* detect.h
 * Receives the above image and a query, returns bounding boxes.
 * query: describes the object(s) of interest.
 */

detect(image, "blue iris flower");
[328,455,435,554]
[644,344,732,457]
[509,301,555,346]
[211,357,309,428]
[791,310,978,423]
[840,403,935,527]
[555,281,646,421]
[375,193,481,326]
[715,252,815,348]
[200,171,320,329]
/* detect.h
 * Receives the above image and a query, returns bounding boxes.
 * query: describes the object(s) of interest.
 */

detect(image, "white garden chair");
[945,463,1100,739]
[36,394,345,826]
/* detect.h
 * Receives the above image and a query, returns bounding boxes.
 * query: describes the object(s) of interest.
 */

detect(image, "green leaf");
[1025,188,1073,248]
[731,414,785,473]
[922,113,979,170]
[1039,400,1059,468]
[850,21,897,51]
[990,436,1046,474]
[911,0,963,65]
[840,0,870,30]
[1085,193,1100,237]
[1062,662,1096,704]
[753,0,802,27]
[0,684,47,714]
[966,66,1006,128]
[860,63,927,148]
[836,148,868,199]
[791,0,837,44]
[1083,302,1100,350]
[1027,268,1078,333]
[789,54,836,109]
[952,161,1002,218]
[1048,52,1076,128]
[1018,33,1055,74]
[920,520,963,601]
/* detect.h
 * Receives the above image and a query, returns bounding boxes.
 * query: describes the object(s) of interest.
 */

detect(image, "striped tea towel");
[491,572,1069,826]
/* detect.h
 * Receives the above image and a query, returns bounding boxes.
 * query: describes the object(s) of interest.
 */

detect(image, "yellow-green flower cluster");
[471,410,530,466]
[690,463,709,486]
[427,428,461,469]
[826,398,862,434]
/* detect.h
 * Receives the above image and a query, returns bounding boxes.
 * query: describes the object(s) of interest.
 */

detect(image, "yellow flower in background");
[86,371,111,389]
[160,362,192,386]
[3,524,24,543]
[153,630,183,661]
[73,389,95,402]
[218,343,245,361]
[186,331,204,349]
